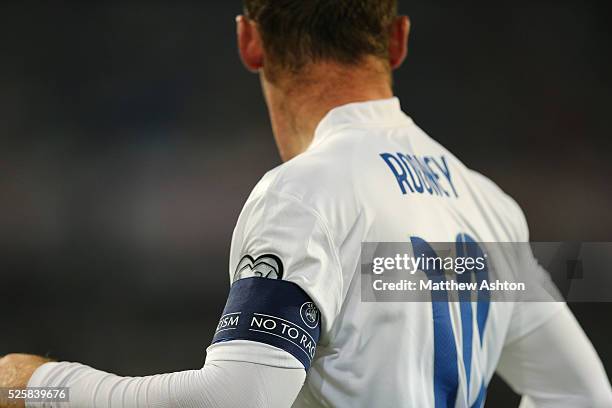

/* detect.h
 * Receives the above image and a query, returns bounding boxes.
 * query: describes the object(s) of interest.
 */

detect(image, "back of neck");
[262,57,394,161]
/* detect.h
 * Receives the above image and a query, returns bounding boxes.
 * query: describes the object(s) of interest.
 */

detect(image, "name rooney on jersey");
[380,153,458,198]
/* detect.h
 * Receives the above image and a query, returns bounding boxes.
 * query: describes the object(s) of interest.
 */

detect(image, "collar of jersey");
[309,97,412,150]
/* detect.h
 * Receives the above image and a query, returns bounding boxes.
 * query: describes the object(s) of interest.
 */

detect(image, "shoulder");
[468,170,530,241]
[246,129,367,226]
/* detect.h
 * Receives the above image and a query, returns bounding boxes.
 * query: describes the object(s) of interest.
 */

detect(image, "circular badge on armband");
[300,301,320,329]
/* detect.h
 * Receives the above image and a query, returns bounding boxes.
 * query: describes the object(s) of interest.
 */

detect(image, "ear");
[389,16,410,70]
[237,15,264,72]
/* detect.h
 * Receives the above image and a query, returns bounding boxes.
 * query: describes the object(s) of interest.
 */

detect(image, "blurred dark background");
[1,1,610,406]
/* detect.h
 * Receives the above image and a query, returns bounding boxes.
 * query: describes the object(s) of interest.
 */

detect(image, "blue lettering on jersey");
[211,277,321,370]
[380,153,458,198]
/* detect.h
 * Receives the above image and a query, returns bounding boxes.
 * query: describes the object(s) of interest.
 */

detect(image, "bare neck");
[261,58,394,162]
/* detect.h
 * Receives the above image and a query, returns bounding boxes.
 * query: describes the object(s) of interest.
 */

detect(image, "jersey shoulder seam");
[249,188,344,295]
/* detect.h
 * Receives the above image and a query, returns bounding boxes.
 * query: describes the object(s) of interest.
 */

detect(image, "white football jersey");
[226,98,561,408]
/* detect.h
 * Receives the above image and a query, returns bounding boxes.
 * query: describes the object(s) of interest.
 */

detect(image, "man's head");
[240,0,406,80]
[236,0,410,161]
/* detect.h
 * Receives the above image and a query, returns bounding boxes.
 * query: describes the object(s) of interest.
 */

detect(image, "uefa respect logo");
[300,302,320,329]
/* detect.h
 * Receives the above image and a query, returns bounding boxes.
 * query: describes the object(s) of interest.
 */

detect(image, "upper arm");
[497,304,612,408]
[483,174,612,406]
[208,187,345,372]
[229,189,344,334]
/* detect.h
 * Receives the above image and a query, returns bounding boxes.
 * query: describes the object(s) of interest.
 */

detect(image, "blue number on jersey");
[410,234,490,408]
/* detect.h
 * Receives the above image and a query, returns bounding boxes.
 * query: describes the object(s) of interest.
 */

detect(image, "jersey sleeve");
[27,355,306,408]
[498,304,612,407]
[208,188,343,369]
[230,189,343,332]
[505,199,566,344]
[505,249,565,343]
